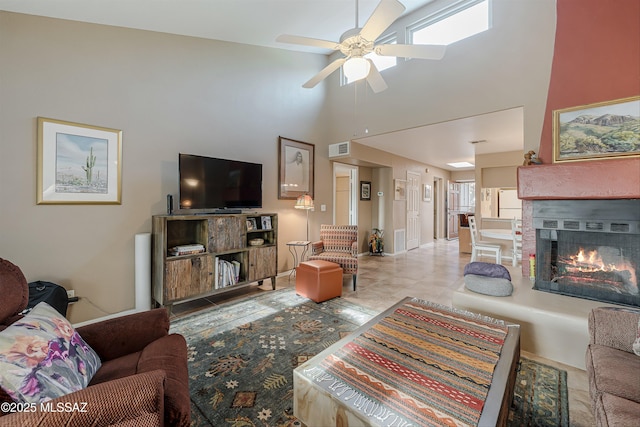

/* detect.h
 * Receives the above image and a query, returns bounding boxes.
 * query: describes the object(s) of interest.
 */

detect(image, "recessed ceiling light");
[447,162,475,168]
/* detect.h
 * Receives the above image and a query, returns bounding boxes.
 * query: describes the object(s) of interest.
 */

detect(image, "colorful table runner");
[304,298,509,427]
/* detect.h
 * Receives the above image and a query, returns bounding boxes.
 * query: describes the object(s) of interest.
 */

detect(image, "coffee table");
[294,297,520,426]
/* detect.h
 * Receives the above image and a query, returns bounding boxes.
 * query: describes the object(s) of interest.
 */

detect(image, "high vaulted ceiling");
[0,0,524,171]
[0,0,433,53]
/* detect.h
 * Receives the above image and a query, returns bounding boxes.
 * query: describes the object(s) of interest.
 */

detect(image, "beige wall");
[0,0,557,323]
[0,12,334,323]
[357,167,373,254]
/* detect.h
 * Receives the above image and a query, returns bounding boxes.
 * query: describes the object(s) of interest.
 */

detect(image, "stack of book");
[215,258,241,288]
[168,244,205,256]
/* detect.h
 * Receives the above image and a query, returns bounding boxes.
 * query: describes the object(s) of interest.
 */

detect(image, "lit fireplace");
[534,200,640,308]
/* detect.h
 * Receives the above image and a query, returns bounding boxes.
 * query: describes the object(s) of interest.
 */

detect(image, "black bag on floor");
[27,281,69,317]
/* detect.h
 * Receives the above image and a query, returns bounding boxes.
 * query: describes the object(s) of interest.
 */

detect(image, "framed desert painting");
[553,96,640,163]
[37,117,122,204]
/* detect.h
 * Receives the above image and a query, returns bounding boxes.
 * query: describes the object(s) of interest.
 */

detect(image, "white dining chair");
[468,216,502,264]
[511,218,523,266]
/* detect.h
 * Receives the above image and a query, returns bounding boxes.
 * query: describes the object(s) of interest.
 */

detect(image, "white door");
[447,182,461,239]
[406,171,420,250]
[433,177,442,239]
[333,163,358,225]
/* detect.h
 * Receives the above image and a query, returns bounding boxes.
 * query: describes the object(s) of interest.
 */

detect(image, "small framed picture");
[423,184,432,202]
[261,216,272,230]
[394,179,406,201]
[360,181,371,201]
[246,218,257,231]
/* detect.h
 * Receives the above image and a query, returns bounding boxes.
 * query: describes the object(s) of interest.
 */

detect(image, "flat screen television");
[179,153,262,212]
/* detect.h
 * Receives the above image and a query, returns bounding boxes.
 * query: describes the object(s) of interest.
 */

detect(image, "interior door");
[447,182,461,239]
[333,163,358,225]
[406,171,420,250]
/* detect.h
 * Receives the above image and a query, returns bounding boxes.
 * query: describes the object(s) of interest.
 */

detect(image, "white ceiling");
[0,0,524,171]
[353,107,524,171]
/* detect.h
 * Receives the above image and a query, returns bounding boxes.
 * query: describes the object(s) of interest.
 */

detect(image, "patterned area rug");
[508,358,569,427]
[169,288,569,427]
[169,288,378,426]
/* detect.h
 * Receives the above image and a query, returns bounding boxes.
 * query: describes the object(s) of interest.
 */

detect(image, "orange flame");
[565,247,637,286]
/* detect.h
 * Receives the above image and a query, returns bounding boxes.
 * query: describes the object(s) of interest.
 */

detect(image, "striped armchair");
[308,225,358,290]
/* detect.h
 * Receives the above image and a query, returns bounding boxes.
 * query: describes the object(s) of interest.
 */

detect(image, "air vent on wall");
[328,141,350,158]
[610,223,630,233]
[563,220,580,230]
[586,221,604,231]
[542,220,559,229]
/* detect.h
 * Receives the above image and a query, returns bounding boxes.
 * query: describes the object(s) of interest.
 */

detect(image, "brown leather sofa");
[0,258,190,426]
[585,306,640,426]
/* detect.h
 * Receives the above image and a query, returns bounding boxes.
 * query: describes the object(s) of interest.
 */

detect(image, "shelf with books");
[152,213,277,308]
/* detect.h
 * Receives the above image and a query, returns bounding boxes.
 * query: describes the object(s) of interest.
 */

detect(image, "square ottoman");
[295,260,343,303]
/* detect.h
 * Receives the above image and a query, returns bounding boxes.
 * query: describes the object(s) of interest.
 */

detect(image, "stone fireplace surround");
[452,158,640,369]
[517,157,640,277]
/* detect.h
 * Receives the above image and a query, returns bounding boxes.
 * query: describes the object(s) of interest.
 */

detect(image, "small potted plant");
[369,228,384,256]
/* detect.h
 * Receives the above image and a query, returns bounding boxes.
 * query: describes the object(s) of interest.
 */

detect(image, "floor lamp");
[294,194,314,241]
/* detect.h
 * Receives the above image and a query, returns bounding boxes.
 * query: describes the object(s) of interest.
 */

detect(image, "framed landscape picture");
[552,96,640,163]
[37,117,122,204]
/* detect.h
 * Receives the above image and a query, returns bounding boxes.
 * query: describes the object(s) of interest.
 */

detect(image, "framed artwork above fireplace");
[552,95,640,163]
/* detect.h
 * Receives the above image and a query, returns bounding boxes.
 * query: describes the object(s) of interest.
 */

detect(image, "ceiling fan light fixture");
[343,56,371,82]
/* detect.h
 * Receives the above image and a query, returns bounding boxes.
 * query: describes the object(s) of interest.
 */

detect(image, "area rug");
[169,288,378,426]
[508,358,569,427]
[169,288,569,427]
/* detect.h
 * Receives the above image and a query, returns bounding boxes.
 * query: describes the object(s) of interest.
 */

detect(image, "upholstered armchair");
[308,225,358,290]
[0,258,191,426]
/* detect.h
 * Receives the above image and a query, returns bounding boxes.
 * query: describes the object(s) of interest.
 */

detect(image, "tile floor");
[170,239,595,426]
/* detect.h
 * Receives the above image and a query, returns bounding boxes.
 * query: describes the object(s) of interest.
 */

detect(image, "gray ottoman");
[464,274,513,296]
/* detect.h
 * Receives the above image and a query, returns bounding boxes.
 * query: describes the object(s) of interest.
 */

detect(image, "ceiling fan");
[276,0,446,93]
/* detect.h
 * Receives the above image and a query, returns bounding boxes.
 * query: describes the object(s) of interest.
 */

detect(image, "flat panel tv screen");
[179,153,262,211]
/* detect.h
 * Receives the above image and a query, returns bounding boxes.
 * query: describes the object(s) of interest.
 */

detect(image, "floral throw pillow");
[0,302,101,403]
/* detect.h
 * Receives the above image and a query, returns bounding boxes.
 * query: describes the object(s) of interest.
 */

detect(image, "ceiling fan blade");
[276,34,340,50]
[360,0,406,42]
[303,57,347,88]
[365,59,388,93]
[376,43,446,59]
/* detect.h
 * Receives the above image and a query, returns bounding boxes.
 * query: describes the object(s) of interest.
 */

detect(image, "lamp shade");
[295,194,314,210]
[343,57,371,82]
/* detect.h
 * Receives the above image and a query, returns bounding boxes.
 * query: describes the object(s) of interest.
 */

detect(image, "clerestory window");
[409,0,490,46]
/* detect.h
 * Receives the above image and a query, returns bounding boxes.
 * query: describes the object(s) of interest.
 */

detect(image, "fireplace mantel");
[518,157,640,200]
